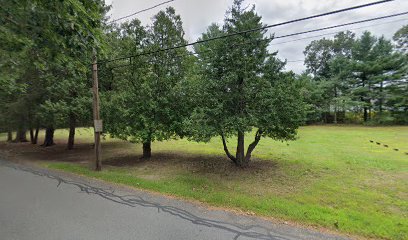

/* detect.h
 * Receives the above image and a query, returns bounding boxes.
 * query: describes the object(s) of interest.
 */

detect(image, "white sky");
[104,0,408,73]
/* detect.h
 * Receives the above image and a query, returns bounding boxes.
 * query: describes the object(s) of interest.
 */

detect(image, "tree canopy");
[101,7,191,158]
[302,29,407,124]
[185,0,305,166]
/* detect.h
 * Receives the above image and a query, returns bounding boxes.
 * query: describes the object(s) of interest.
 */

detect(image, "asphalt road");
[0,160,349,240]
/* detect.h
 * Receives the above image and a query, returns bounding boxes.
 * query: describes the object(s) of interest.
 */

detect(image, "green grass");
[6,126,407,239]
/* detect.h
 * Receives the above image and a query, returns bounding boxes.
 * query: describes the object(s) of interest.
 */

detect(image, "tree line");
[1,0,107,148]
[301,27,407,124]
[1,0,407,167]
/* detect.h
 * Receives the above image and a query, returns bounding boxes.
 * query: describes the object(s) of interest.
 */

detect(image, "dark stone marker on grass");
[383,144,388,148]
[369,140,374,143]
[394,148,399,151]
[376,142,381,145]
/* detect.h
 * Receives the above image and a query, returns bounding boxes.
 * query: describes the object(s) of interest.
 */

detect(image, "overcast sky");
[104,0,408,73]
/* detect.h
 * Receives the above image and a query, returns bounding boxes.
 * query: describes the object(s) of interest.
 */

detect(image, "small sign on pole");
[94,120,103,133]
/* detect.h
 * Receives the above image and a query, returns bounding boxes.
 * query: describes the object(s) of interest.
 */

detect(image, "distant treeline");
[300,29,407,125]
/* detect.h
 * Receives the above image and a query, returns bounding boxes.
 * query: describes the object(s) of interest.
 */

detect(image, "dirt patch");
[0,141,93,162]
[103,151,278,177]
[0,139,137,164]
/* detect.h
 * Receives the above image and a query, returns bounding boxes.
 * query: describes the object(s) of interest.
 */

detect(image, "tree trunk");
[142,141,151,159]
[33,127,39,144]
[245,130,262,162]
[379,81,384,113]
[362,75,368,122]
[222,131,261,167]
[7,131,12,142]
[333,87,338,124]
[235,131,247,167]
[42,127,55,147]
[14,128,28,142]
[363,107,368,122]
[368,107,372,121]
[368,79,372,121]
[67,114,76,150]
[221,133,237,164]
[29,128,34,144]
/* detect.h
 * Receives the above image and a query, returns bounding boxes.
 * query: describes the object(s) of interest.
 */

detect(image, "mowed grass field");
[1,125,407,239]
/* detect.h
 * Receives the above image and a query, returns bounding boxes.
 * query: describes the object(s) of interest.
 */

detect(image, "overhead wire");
[270,17,408,46]
[108,0,175,23]
[101,11,408,71]
[188,11,408,56]
[277,18,408,64]
[272,11,408,42]
[100,0,394,64]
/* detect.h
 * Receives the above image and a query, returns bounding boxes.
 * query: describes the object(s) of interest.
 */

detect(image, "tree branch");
[245,129,262,162]
[221,133,237,163]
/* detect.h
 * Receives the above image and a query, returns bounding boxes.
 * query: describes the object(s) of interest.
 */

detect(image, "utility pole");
[92,51,102,171]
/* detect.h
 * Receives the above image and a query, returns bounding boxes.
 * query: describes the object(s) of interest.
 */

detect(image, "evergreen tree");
[349,32,405,123]
[187,0,305,167]
[393,25,408,53]
[303,31,356,123]
[102,7,190,159]
[0,0,107,146]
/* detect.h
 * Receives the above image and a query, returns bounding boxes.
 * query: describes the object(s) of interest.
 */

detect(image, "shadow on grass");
[0,140,293,187]
[103,151,278,176]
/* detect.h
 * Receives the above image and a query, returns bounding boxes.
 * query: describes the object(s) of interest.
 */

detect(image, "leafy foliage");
[186,0,305,166]
[0,0,107,145]
[101,8,191,158]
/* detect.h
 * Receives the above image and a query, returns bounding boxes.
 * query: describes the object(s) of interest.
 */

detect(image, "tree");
[102,8,190,159]
[384,26,408,123]
[302,28,407,125]
[303,31,356,123]
[326,56,355,123]
[295,73,326,123]
[0,0,35,142]
[347,32,405,123]
[38,0,107,148]
[393,25,408,53]
[1,0,107,147]
[304,38,334,79]
[186,0,305,167]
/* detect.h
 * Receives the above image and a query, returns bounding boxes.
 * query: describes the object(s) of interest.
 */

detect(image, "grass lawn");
[1,125,407,239]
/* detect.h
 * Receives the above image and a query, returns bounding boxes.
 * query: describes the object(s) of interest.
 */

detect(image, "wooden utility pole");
[92,52,102,171]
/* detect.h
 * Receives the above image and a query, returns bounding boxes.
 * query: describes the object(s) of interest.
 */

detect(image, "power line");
[201,12,408,62]
[278,18,408,64]
[100,0,393,63]
[286,60,304,63]
[103,10,408,70]
[108,0,175,24]
[273,11,408,42]
[271,18,408,46]
[188,12,408,57]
